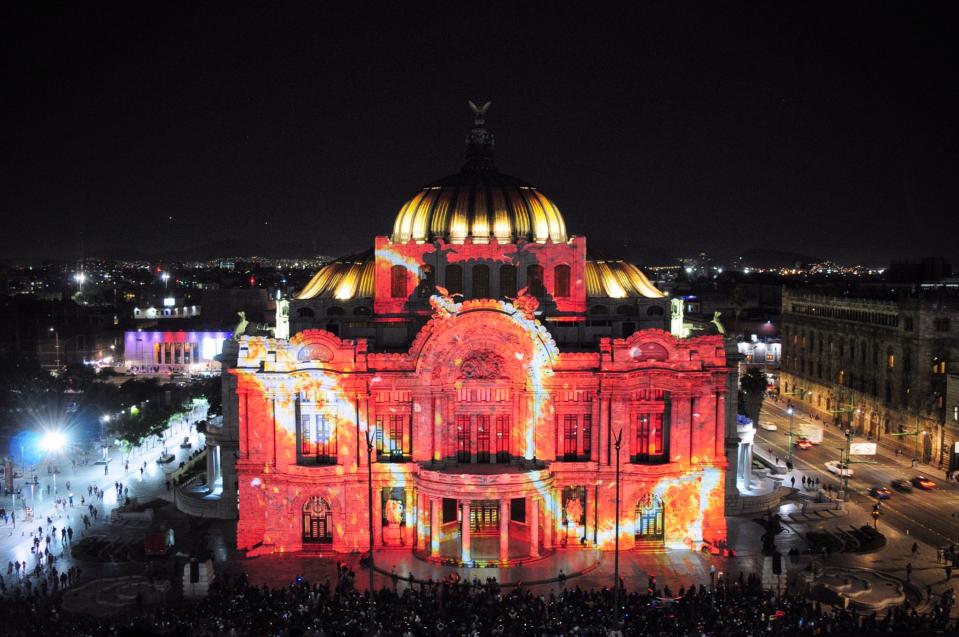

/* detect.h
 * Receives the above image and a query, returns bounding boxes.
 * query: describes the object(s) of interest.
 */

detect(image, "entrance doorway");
[469,500,500,535]
[634,495,664,542]
[303,496,333,544]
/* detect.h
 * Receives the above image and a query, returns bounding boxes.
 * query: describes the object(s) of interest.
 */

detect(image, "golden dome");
[391,171,568,244]
[585,252,665,299]
[296,250,375,300]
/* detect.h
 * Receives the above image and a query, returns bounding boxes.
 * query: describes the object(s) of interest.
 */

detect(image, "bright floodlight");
[40,430,68,453]
[73,272,86,283]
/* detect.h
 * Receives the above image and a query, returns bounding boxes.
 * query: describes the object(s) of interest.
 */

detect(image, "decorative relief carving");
[459,349,505,379]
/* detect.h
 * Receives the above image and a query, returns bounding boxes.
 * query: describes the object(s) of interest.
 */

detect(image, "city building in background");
[227,109,744,561]
[780,286,959,472]
[123,330,231,375]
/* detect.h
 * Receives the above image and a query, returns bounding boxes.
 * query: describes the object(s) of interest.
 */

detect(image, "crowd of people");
[0,566,954,636]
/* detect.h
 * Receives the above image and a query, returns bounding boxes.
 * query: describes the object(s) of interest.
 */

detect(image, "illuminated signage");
[849,442,877,456]
[163,297,176,307]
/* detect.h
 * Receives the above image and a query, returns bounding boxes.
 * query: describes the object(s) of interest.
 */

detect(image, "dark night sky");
[3,2,957,265]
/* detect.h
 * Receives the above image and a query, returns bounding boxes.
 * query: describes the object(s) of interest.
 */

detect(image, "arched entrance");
[635,495,665,544]
[302,496,333,544]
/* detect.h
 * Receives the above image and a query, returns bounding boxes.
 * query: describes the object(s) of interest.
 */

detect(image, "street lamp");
[364,428,376,629]
[40,430,68,492]
[73,271,86,292]
[612,428,624,622]
[49,327,60,369]
[160,272,170,288]
[786,406,795,462]
[101,415,112,462]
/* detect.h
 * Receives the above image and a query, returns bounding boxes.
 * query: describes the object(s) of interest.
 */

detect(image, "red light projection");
[234,296,731,560]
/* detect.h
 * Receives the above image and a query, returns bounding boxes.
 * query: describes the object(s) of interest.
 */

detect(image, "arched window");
[554,264,571,298]
[527,265,545,297]
[390,265,408,298]
[445,264,463,295]
[646,306,664,316]
[634,495,664,542]
[302,497,333,543]
[499,265,517,298]
[472,264,490,298]
[297,307,315,318]
[326,306,345,316]
[589,305,608,315]
[418,265,435,297]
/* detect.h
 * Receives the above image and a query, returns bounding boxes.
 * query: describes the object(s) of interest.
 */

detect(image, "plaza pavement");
[2,412,954,620]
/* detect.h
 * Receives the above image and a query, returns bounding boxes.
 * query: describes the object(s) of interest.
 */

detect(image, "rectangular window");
[301,414,313,455]
[390,265,408,298]
[527,265,545,297]
[446,265,463,295]
[472,265,490,298]
[376,414,410,461]
[499,265,517,298]
[315,414,336,463]
[563,414,578,461]
[456,414,471,462]
[476,415,490,463]
[635,412,665,462]
[495,415,510,462]
[582,414,592,458]
[554,264,571,298]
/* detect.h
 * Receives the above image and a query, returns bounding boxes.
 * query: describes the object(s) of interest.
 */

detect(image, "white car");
[759,422,778,431]
[824,461,854,477]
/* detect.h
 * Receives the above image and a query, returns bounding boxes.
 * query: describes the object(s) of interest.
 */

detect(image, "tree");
[729,285,747,335]
[739,367,767,424]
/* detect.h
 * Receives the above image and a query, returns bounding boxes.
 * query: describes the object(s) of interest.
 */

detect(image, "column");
[499,498,510,562]
[598,393,610,466]
[430,497,441,557]
[529,497,540,557]
[206,446,216,492]
[432,395,442,462]
[543,492,553,550]
[373,488,383,547]
[404,488,415,546]
[461,500,471,563]
[416,492,427,551]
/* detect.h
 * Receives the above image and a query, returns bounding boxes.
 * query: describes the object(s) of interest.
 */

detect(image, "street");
[757,398,959,552]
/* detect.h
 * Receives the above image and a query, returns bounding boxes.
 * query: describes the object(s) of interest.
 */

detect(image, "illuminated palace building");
[232,108,742,563]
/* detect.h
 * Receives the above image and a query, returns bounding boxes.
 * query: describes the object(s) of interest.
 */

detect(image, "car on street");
[867,486,892,500]
[794,437,814,450]
[759,422,777,431]
[891,479,913,492]
[824,461,854,477]
[911,475,936,490]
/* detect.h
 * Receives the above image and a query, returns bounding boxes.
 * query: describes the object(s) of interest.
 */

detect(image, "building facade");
[780,287,959,471]
[230,108,741,562]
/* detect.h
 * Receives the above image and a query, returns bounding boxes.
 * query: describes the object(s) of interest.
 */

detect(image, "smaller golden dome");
[585,252,665,299]
[296,250,375,300]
